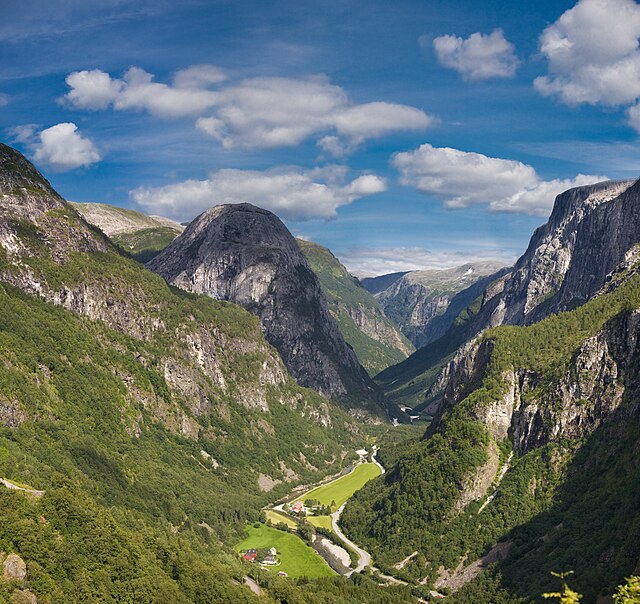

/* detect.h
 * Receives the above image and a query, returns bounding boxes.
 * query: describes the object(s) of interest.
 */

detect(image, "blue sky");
[2,0,639,274]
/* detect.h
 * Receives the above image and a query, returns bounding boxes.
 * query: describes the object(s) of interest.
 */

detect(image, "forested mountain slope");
[148,203,386,416]
[342,257,640,602]
[297,239,413,376]
[0,143,391,602]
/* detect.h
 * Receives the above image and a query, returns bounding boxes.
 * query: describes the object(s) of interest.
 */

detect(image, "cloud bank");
[534,0,640,131]
[64,65,433,152]
[130,165,387,222]
[338,246,516,277]
[393,144,606,215]
[433,29,519,80]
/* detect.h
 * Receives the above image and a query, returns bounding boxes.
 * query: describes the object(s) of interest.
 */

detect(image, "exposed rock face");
[339,301,413,355]
[3,553,27,581]
[0,396,27,428]
[72,202,184,262]
[475,179,638,330]
[435,307,639,456]
[148,204,382,409]
[365,263,507,348]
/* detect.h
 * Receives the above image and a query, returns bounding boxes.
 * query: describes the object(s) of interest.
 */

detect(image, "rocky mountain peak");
[148,202,384,412]
[478,178,639,329]
[0,145,109,264]
[0,143,69,223]
[0,143,57,198]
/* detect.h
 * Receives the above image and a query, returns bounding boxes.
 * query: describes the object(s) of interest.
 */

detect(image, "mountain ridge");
[297,238,414,376]
[367,262,508,348]
[147,202,387,415]
[377,178,640,410]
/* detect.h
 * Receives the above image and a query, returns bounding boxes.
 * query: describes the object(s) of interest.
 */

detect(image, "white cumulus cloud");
[130,165,387,222]
[172,64,227,88]
[392,144,606,216]
[433,29,519,80]
[63,66,432,151]
[535,0,640,119]
[64,69,124,110]
[338,247,515,277]
[26,123,101,172]
[64,66,220,118]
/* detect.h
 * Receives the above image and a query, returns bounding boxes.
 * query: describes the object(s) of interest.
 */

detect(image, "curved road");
[1,478,45,497]
[330,503,371,575]
[330,447,385,576]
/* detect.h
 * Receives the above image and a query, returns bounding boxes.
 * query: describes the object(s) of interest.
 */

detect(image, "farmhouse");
[242,549,257,562]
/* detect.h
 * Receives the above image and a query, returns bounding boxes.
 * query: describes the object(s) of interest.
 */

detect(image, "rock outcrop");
[364,262,507,348]
[148,204,383,411]
[474,179,638,330]
[3,553,27,581]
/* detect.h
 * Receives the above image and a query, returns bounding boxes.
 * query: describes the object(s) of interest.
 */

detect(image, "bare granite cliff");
[0,144,354,464]
[371,262,508,347]
[147,203,384,412]
[476,179,638,329]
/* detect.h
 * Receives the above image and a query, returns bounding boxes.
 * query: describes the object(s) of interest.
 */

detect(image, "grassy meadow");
[300,463,382,508]
[236,523,334,579]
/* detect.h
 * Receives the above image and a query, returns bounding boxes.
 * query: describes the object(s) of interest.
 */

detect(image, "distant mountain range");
[362,262,508,348]
[342,177,640,602]
[72,201,184,262]
[2,141,638,602]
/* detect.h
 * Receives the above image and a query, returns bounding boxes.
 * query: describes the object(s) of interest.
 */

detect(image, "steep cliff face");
[371,263,507,347]
[437,303,637,457]
[342,269,640,597]
[297,239,413,375]
[476,179,637,329]
[379,179,640,409]
[148,203,383,411]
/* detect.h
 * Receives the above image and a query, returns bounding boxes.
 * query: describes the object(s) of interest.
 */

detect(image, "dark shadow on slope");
[494,401,640,602]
